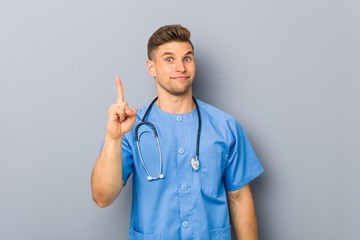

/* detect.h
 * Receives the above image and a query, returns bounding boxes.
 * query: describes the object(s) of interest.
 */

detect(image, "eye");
[184,56,192,62]
[165,57,174,63]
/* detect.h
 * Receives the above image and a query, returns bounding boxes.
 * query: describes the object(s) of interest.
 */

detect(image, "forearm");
[91,135,124,207]
[227,184,258,240]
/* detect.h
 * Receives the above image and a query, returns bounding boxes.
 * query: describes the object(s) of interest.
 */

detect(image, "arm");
[227,184,258,240]
[91,136,124,208]
[91,77,136,208]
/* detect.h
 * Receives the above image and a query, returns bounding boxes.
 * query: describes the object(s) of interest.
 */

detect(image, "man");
[91,24,264,240]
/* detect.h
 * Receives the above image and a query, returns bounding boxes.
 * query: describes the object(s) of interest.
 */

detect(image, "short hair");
[147,24,194,60]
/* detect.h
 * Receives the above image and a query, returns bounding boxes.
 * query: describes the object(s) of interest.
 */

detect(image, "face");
[146,41,196,97]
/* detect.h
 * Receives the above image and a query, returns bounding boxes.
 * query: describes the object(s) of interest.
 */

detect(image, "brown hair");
[147,24,194,60]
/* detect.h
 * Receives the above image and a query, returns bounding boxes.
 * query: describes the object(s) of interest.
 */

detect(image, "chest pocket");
[200,152,228,196]
[129,228,161,240]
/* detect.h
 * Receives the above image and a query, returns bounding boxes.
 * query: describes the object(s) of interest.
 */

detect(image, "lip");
[171,76,189,80]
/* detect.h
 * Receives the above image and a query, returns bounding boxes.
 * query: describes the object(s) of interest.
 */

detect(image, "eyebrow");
[161,50,194,57]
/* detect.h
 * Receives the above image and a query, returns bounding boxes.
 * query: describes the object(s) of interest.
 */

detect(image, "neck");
[156,93,195,114]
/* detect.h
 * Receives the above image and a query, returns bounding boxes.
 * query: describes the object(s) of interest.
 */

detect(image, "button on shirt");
[121,99,264,240]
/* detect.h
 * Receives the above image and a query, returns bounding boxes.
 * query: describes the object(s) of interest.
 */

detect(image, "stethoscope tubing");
[135,120,164,181]
[135,97,201,181]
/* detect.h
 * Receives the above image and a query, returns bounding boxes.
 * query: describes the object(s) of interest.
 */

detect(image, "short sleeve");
[223,120,264,191]
[122,134,134,185]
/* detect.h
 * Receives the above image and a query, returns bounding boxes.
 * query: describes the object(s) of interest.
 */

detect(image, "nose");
[175,60,185,72]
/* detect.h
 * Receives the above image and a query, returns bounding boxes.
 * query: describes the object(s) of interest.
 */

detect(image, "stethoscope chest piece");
[191,156,200,171]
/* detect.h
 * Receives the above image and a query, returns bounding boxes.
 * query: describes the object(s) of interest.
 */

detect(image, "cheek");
[187,63,196,73]
[156,65,172,76]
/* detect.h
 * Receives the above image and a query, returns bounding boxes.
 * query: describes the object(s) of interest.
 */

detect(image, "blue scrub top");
[122,99,264,240]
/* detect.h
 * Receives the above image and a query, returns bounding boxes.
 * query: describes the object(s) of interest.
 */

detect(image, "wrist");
[104,134,123,144]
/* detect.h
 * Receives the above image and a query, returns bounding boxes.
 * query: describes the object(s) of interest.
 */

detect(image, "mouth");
[171,76,190,81]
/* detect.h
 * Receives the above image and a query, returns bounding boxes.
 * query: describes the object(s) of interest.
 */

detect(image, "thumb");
[126,108,137,117]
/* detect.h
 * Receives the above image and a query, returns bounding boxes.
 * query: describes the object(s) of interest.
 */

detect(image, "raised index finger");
[115,76,124,103]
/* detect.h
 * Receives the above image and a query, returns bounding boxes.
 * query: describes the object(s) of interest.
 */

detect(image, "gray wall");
[1,0,359,239]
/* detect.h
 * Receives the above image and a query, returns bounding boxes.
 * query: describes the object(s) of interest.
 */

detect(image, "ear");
[146,59,156,78]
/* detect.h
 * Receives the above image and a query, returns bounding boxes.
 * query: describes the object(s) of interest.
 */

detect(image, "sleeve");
[122,134,134,185]
[223,119,264,191]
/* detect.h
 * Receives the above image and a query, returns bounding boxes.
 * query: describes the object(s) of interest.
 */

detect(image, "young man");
[91,24,264,240]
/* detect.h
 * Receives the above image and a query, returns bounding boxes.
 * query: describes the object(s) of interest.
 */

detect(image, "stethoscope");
[135,97,201,181]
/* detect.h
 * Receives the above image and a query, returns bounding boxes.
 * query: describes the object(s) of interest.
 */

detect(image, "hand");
[105,76,137,140]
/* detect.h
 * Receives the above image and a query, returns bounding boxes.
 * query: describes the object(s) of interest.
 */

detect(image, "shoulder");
[196,98,239,127]
[195,98,246,139]
[135,103,151,121]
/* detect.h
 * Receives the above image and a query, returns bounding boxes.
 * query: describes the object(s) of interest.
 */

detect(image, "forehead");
[155,41,194,56]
